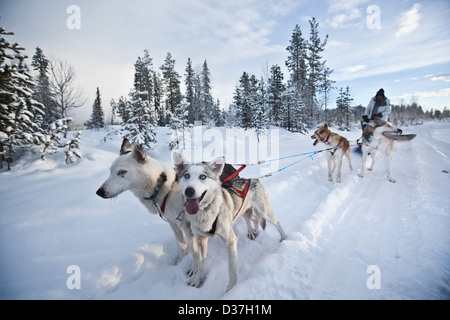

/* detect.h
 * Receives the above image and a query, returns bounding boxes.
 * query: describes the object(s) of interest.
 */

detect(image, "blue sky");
[1,0,449,123]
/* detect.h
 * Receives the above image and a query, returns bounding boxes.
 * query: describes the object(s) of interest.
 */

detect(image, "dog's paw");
[388,177,396,183]
[358,173,364,178]
[186,264,197,277]
[247,229,259,240]
[187,276,203,288]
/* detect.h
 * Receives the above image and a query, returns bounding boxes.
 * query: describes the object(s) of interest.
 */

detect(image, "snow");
[1,122,449,300]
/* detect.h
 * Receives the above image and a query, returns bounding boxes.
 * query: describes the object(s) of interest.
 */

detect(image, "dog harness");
[221,164,251,216]
[144,185,185,226]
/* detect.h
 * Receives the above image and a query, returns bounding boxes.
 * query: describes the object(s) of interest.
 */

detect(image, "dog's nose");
[96,188,106,198]
[185,187,195,199]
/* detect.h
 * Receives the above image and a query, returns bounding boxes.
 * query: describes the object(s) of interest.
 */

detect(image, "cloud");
[341,64,367,73]
[395,4,422,38]
[327,0,369,13]
[328,9,362,28]
[396,88,450,100]
[425,74,450,82]
[326,0,368,28]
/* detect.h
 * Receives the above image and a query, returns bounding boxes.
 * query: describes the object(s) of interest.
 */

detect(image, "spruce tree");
[31,47,55,125]
[286,25,308,93]
[89,87,104,129]
[0,27,45,169]
[306,17,328,125]
[268,65,285,126]
[121,90,156,150]
[184,58,195,123]
[160,52,181,120]
[200,60,215,126]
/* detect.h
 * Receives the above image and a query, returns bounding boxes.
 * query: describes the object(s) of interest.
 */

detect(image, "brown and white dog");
[311,124,353,182]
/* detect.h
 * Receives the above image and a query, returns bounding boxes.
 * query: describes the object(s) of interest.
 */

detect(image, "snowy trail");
[0,123,449,299]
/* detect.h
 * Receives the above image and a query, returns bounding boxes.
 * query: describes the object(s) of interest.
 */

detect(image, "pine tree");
[152,72,164,126]
[89,87,104,129]
[200,60,215,126]
[254,77,270,141]
[121,90,156,150]
[286,25,308,93]
[160,52,181,122]
[306,17,328,126]
[168,97,192,150]
[336,86,353,130]
[0,27,45,169]
[64,131,82,164]
[31,47,55,126]
[184,58,195,124]
[267,64,285,126]
[320,66,335,124]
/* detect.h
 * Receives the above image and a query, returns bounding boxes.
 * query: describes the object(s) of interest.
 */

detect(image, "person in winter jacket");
[363,88,391,123]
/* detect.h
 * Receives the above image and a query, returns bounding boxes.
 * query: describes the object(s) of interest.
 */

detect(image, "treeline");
[107,50,221,150]
[0,27,83,170]
[227,18,333,134]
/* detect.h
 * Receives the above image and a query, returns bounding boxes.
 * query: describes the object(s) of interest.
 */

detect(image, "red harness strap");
[324,133,331,144]
[232,179,251,198]
[221,164,247,184]
[221,164,251,213]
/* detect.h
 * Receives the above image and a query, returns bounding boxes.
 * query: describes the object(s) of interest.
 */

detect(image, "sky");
[1,0,450,124]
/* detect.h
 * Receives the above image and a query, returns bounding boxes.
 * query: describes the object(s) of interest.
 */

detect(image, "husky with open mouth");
[173,152,287,292]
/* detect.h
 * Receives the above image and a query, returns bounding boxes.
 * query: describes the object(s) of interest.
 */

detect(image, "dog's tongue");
[313,139,319,146]
[185,198,200,215]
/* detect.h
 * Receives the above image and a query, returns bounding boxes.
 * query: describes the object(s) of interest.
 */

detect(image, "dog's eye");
[118,170,127,177]
[199,174,206,180]
[184,173,190,179]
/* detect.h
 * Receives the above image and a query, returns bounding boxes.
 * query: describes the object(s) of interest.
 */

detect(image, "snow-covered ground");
[1,121,449,300]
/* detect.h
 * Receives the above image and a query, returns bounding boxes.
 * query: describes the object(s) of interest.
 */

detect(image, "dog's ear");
[132,145,147,164]
[209,156,225,177]
[172,152,189,173]
[323,123,328,129]
[120,138,133,155]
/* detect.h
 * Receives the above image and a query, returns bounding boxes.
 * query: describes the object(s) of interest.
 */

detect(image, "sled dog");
[96,138,188,264]
[173,152,287,292]
[359,117,416,183]
[311,123,353,182]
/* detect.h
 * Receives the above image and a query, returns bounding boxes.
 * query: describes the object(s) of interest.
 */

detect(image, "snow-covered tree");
[121,90,156,150]
[200,60,215,126]
[31,47,56,126]
[168,97,192,150]
[286,24,308,93]
[64,131,82,164]
[184,58,196,124]
[306,17,328,126]
[0,27,45,169]
[336,86,353,130]
[160,52,181,121]
[88,87,104,129]
[268,64,285,126]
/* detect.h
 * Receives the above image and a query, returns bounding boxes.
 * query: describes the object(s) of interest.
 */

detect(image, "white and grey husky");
[173,152,287,292]
[96,139,188,264]
[359,117,416,183]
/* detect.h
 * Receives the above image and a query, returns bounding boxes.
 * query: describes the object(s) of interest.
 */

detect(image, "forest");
[1,20,449,170]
